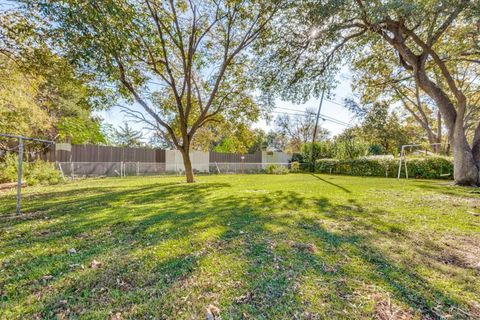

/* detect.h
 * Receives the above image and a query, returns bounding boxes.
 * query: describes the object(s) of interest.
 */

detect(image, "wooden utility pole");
[310,90,325,171]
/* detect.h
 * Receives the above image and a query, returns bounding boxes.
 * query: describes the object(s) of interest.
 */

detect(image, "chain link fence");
[57,162,291,178]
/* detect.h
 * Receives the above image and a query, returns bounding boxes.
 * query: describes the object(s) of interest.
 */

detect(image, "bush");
[265,164,289,174]
[0,153,62,185]
[290,161,300,173]
[313,156,453,180]
[334,139,369,160]
[25,159,63,185]
[406,157,453,179]
[301,141,335,162]
[0,153,19,183]
[290,153,304,163]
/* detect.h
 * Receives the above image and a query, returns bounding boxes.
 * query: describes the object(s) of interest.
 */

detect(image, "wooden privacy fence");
[209,151,262,163]
[38,145,292,177]
[41,144,263,164]
[42,144,166,163]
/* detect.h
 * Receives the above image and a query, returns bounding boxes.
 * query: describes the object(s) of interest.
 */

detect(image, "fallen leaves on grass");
[91,259,102,269]
[289,241,317,253]
[235,292,253,304]
[205,304,220,320]
[374,294,413,320]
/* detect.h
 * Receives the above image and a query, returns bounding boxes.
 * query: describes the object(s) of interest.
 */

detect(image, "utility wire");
[272,107,350,126]
[271,111,349,127]
[325,98,346,107]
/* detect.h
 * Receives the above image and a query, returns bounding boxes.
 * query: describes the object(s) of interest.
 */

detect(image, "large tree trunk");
[414,69,479,185]
[452,118,479,185]
[180,148,195,183]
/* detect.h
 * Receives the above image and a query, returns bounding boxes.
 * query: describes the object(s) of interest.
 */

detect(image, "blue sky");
[99,69,356,139]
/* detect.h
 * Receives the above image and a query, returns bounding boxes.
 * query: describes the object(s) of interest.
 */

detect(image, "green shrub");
[334,139,369,160]
[405,157,453,179]
[25,159,63,185]
[290,161,300,173]
[314,157,453,180]
[301,141,335,162]
[0,153,62,185]
[265,164,289,174]
[0,153,20,183]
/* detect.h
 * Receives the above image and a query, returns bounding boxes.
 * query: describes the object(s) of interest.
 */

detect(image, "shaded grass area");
[0,174,479,319]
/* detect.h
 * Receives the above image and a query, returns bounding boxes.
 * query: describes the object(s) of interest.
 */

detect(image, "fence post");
[71,162,74,179]
[136,161,139,176]
[16,138,23,215]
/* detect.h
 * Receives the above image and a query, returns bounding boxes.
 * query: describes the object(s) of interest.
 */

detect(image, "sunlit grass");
[0,174,479,319]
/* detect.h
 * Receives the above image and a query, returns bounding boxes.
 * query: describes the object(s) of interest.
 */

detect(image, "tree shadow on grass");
[0,180,476,319]
[310,174,351,193]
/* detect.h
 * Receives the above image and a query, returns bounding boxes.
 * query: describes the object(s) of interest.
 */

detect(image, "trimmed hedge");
[314,157,453,179]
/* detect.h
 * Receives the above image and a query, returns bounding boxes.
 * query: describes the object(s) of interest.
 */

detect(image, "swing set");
[397,143,451,179]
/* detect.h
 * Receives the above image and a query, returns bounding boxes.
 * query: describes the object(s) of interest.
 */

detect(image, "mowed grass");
[0,174,479,319]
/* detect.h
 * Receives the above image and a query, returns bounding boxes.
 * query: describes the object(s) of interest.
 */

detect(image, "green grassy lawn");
[0,174,479,319]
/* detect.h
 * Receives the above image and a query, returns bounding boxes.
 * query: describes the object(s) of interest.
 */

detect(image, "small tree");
[301,141,335,163]
[25,0,281,182]
[114,122,143,147]
[334,130,369,160]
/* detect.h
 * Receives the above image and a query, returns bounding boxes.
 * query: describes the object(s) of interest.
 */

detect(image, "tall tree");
[0,8,109,150]
[24,0,281,182]
[275,108,329,153]
[348,37,480,153]
[259,0,480,186]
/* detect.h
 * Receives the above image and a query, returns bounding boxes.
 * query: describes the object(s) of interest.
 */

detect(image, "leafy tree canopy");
[0,8,112,147]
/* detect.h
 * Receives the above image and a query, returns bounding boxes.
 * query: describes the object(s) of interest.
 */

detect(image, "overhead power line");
[325,99,346,107]
[271,110,350,127]
[273,106,350,126]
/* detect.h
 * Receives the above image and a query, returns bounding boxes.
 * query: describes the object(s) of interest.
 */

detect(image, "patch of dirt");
[0,210,50,222]
[470,302,480,319]
[441,236,480,271]
[0,182,26,192]
[373,294,414,320]
[426,193,480,209]
[288,241,317,253]
[418,235,480,271]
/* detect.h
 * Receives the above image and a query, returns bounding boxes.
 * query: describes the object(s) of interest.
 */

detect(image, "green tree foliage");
[113,122,143,147]
[0,10,109,149]
[212,124,259,154]
[334,129,369,160]
[265,130,288,152]
[356,103,410,155]
[258,0,480,185]
[23,0,282,182]
[301,141,335,162]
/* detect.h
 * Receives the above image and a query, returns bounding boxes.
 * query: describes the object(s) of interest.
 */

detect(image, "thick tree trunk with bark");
[417,75,479,185]
[180,147,195,183]
[451,118,479,185]
[411,65,480,185]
